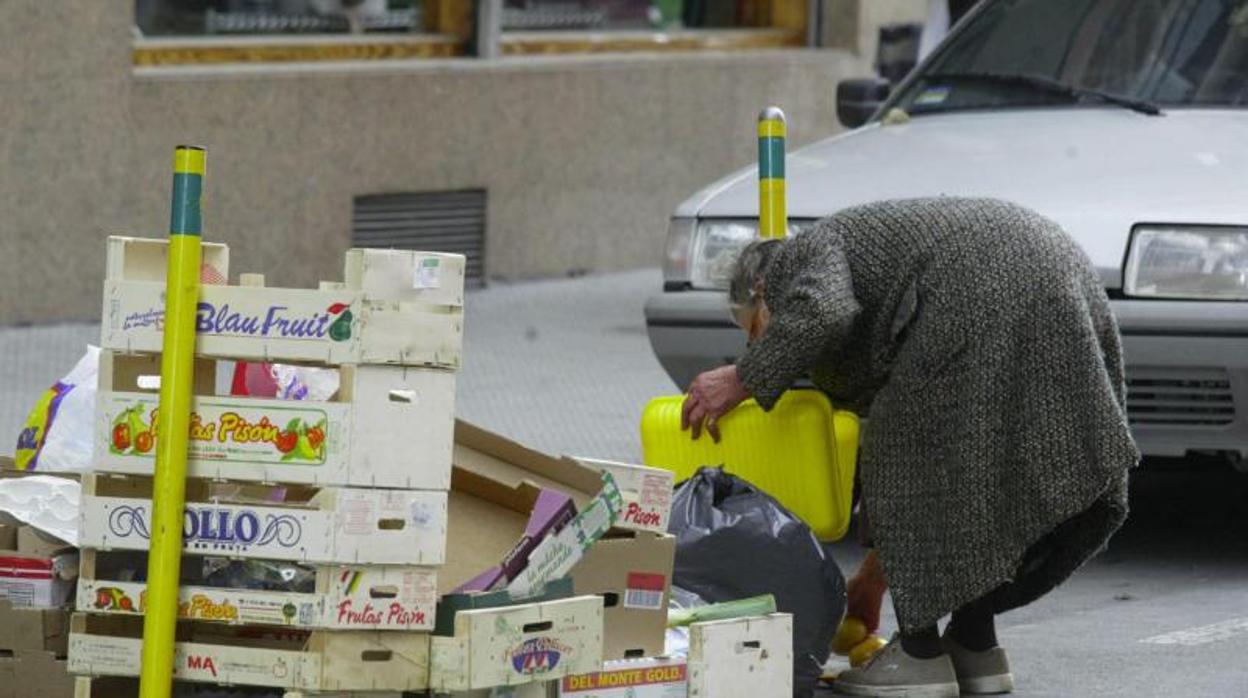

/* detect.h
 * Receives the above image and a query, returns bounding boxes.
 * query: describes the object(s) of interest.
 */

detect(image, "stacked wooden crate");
[68,236,464,695]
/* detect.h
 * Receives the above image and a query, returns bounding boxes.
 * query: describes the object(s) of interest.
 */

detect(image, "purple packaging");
[500,489,576,581]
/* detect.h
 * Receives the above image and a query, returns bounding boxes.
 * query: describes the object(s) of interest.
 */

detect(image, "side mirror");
[836,78,891,129]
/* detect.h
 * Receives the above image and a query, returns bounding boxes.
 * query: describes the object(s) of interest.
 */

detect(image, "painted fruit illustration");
[112,422,132,451]
[111,405,151,455]
[328,303,353,342]
[306,426,325,450]
[134,431,154,454]
[275,430,298,454]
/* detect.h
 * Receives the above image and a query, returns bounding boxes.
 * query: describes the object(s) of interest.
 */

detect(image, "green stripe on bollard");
[758,136,785,180]
[169,172,203,235]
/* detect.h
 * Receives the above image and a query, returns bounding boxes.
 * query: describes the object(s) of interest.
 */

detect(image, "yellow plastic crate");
[641,390,859,541]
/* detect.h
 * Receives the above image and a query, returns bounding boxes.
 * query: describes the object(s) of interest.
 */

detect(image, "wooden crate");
[687,613,793,697]
[95,351,455,489]
[78,473,447,566]
[69,614,431,692]
[78,549,436,631]
[100,236,464,368]
[429,596,603,693]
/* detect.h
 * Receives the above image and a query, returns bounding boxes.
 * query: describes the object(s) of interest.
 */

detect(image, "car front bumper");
[645,292,1248,459]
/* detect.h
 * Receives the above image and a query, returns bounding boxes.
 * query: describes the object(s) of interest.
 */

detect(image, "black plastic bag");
[670,467,846,697]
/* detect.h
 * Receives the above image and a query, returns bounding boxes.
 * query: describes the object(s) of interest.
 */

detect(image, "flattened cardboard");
[0,601,69,656]
[0,650,75,698]
[570,532,675,660]
[17,526,71,559]
[446,421,606,591]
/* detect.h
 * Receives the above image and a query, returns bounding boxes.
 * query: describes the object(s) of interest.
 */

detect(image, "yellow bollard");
[757,106,787,239]
[139,145,205,698]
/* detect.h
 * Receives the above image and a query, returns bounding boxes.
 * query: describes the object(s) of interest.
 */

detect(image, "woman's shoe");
[833,636,960,697]
[940,634,1015,694]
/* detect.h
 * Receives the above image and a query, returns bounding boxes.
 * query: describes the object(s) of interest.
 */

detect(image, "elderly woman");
[681,198,1138,697]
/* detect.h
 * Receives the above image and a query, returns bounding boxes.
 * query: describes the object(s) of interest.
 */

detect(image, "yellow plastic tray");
[641,390,859,541]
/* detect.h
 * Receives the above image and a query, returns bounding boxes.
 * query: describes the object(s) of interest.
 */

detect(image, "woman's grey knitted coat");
[736,198,1139,632]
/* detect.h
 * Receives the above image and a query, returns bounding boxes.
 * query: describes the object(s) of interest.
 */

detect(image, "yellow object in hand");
[832,616,870,656]
[849,635,888,668]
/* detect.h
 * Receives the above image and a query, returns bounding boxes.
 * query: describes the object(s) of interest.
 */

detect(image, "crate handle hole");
[137,375,161,390]
[388,390,418,404]
[522,621,554,633]
[369,585,399,599]
[736,641,762,654]
[361,650,393,662]
[623,648,646,658]
[377,519,406,531]
[600,592,620,608]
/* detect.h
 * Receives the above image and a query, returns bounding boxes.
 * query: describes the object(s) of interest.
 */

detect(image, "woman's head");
[729,237,783,341]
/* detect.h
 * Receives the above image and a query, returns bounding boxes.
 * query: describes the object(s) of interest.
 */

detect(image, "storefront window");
[500,0,771,32]
[136,0,425,37]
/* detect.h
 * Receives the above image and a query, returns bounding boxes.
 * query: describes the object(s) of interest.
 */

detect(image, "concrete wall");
[0,1,890,325]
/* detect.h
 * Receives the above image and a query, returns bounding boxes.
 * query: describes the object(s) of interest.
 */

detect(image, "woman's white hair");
[729,238,783,312]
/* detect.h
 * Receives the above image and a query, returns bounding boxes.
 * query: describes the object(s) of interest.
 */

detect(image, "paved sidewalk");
[0,269,676,462]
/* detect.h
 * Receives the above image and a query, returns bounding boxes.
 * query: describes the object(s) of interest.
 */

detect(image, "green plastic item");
[666,593,778,628]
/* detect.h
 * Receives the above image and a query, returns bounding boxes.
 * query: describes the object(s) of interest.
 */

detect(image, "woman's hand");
[681,365,750,443]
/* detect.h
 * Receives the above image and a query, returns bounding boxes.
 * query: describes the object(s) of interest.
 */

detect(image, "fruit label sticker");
[101,392,341,468]
[413,258,442,289]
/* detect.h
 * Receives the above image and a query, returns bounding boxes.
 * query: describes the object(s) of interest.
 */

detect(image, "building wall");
[0,1,897,325]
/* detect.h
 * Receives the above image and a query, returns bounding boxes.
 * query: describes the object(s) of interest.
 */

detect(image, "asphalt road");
[3,268,1247,697]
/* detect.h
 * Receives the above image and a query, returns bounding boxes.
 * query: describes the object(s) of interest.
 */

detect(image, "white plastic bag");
[14,346,98,473]
[0,475,80,546]
[271,363,339,402]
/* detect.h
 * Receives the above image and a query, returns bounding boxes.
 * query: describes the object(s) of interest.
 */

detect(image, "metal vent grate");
[1126,368,1236,426]
[353,189,487,288]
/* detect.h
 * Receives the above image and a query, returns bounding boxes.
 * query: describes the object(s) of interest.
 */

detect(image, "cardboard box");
[0,552,76,609]
[507,474,622,597]
[17,526,71,559]
[455,489,576,594]
[0,511,23,551]
[575,459,675,536]
[0,600,69,656]
[560,658,688,698]
[446,421,609,592]
[570,532,675,660]
[0,650,75,698]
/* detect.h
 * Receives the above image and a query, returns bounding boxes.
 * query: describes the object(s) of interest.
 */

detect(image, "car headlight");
[1124,226,1248,300]
[665,218,814,289]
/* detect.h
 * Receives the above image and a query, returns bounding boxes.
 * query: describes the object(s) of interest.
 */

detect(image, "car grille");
[1126,368,1236,427]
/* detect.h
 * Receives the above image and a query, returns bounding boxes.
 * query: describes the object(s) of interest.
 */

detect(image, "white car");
[646,0,1248,462]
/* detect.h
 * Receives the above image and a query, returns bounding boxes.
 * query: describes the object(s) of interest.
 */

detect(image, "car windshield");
[891,0,1248,116]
